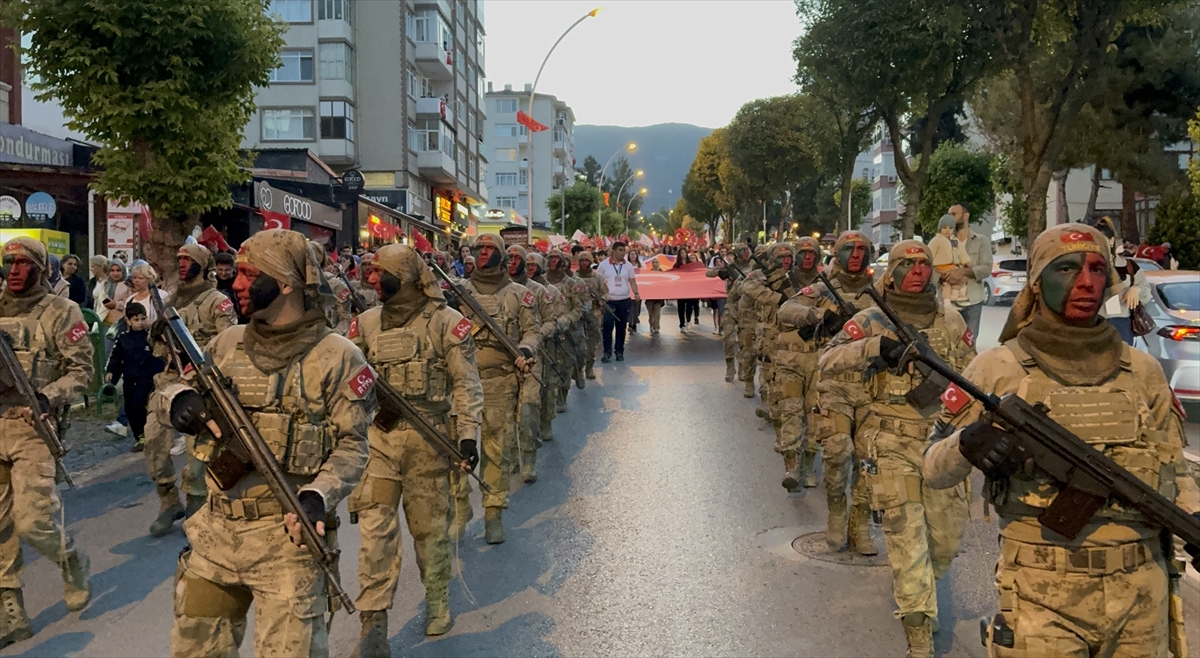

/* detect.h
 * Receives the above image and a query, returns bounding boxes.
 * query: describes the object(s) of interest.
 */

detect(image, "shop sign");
[485,209,506,221]
[434,196,452,225]
[25,191,56,224]
[406,190,431,219]
[342,169,365,192]
[106,199,142,262]
[0,124,74,167]
[0,229,71,257]
[254,180,342,230]
[361,189,406,213]
[0,196,20,226]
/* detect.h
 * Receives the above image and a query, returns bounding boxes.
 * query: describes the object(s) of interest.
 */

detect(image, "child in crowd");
[105,302,164,452]
[928,214,971,303]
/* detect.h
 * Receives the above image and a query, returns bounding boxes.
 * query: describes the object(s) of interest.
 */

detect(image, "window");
[317,0,350,22]
[319,43,353,82]
[408,121,418,152]
[495,196,517,208]
[495,148,516,162]
[407,70,418,99]
[519,169,527,186]
[457,144,466,174]
[553,128,565,143]
[320,101,355,141]
[517,193,528,212]
[269,0,311,22]
[467,111,476,136]
[262,108,315,141]
[495,173,518,186]
[416,119,453,155]
[495,98,518,113]
[412,9,449,45]
[270,50,314,83]
[495,124,518,138]
[469,157,478,184]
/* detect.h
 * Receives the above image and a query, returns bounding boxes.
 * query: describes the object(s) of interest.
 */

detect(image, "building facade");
[483,83,575,230]
[244,0,489,246]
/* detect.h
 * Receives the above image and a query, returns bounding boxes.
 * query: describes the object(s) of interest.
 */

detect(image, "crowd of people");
[710,206,1197,658]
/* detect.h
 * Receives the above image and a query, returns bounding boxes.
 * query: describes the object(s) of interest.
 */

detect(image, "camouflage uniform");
[576,251,608,380]
[545,250,585,405]
[530,256,571,415]
[451,234,539,544]
[732,246,764,398]
[738,244,799,422]
[705,245,750,383]
[347,244,483,645]
[325,274,353,335]
[820,240,975,656]
[509,247,556,483]
[0,237,93,646]
[166,229,372,658]
[145,243,237,536]
[923,224,1200,658]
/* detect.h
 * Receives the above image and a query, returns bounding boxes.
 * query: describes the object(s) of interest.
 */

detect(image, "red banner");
[634,262,725,300]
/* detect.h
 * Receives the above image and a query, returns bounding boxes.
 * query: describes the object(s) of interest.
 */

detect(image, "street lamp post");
[526,8,602,245]
[612,169,644,215]
[597,142,636,235]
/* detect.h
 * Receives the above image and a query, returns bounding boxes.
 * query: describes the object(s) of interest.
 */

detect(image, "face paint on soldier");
[178,255,201,282]
[894,258,932,293]
[507,250,524,277]
[549,255,561,270]
[478,245,501,269]
[779,254,793,271]
[526,260,538,278]
[1039,252,1108,323]
[3,255,34,293]
[799,250,818,271]
[232,263,284,317]
[839,242,868,273]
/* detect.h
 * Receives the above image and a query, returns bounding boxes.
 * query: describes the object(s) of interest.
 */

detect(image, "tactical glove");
[822,310,846,338]
[878,336,907,369]
[35,392,51,418]
[459,439,480,471]
[169,391,210,436]
[958,421,1019,477]
[297,490,326,526]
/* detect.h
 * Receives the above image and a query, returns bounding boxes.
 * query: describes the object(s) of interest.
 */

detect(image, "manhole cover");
[792,531,890,567]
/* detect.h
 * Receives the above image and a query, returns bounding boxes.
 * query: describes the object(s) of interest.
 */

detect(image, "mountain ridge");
[572,123,713,214]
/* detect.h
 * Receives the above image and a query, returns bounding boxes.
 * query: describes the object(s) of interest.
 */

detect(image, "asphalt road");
[3,304,1197,657]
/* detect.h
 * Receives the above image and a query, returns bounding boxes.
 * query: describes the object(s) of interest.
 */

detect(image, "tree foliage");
[10,0,285,284]
[1191,109,1200,195]
[546,182,604,237]
[1148,193,1200,270]
[916,143,994,236]
[725,95,826,206]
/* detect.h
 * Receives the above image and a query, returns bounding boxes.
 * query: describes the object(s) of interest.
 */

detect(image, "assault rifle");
[163,308,356,614]
[751,252,801,292]
[858,287,1200,565]
[814,270,858,320]
[147,284,186,376]
[333,268,369,316]
[372,376,489,493]
[0,331,73,487]
[581,286,620,323]
[430,263,541,385]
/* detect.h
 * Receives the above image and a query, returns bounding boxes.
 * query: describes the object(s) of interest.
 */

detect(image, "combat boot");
[825,494,848,550]
[61,551,91,611]
[848,504,878,556]
[0,588,32,649]
[780,451,801,493]
[150,483,185,537]
[901,612,933,658]
[521,450,538,483]
[799,449,818,487]
[724,359,736,382]
[755,405,770,420]
[585,363,596,380]
[424,589,452,636]
[484,507,505,544]
[743,380,755,398]
[575,368,585,390]
[185,493,206,518]
[357,609,389,658]
[449,497,473,541]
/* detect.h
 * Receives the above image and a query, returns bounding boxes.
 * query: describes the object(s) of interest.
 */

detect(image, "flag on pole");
[603,192,610,207]
[411,229,433,254]
[516,111,549,132]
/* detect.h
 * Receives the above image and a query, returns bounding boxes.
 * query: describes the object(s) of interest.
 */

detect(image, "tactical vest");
[0,297,62,389]
[825,280,880,384]
[215,340,333,477]
[990,340,1177,525]
[470,287,518,352]
[176,288,227,346]
[870,317,957,406]
[367,308,450,416]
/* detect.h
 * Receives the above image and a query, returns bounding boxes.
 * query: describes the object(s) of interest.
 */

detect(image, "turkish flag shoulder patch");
[941,382,970,415]
[337,288,351,302]
[346,365,376,399]
[66,321,87,345]
[843,320,865,341]
[452,317,473,340]
[347,316,359,340]
[801,286,814,296]
[522,291,534,307]
[217,298,234,315]
[962,327,975,348]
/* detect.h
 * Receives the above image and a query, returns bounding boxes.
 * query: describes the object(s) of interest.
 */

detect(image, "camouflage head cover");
[527,252,546,276]
[731,242,752,266]
[794,237,820,269]
[2,237,48,279]
[507,244,528,264]
[373,243,444,300]
[577,250,595,264]
[548,249,569,270]
[998,223,1119,342]
[830,230,874,277]
[879,239,932,292]
[473,234,507,259]
[177,242,215,272]
[237,228,323,292]
[766,243,794,269]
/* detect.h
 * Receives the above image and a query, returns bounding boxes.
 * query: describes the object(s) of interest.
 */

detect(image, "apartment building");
[244,0,488,242]
[483,83,575,229]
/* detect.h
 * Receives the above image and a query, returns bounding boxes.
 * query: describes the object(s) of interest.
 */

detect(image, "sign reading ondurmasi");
[0,124,74,167]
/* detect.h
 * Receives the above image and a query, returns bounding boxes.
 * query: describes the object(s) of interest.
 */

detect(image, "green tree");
[1148,194,1200,269]
[1190,109,1200,194]
[915,143,995,235]
[579,155,603,187]
[725,95,825,209]
[546,182,604,237]
[10,0,284,284]
[990,152,1028,240]
[600,209,625,238]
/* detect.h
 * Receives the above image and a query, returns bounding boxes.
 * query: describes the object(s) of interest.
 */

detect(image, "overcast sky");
[484,0,803,129]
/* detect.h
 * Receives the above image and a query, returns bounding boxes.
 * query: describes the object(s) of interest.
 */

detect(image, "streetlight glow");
[589,7,604,17]
[636,170,644,177]
[627,142,637,151]
[639,188,647,195]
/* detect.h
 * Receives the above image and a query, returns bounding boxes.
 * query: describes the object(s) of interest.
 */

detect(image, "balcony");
[417,150,457,184]
[414,42,454,81]
[553,135,566,158]
[414,0,452,20]
[415,96,454,123]
[318,139,356,166]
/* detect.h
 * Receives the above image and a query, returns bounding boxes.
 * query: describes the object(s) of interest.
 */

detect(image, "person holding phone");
[98,259,130,327]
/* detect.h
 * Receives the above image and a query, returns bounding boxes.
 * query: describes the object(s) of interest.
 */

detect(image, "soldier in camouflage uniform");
[352,253,380,309]
[318,248,353,335]
[0,238,93,647]
[508,245,556,483]
[346,244,484,653]
[819,240,975,657]
[755,237,821,493]
[575,251,607,380]
[144,243,238,537]
[706,245,746,383]
[924,223,1200,658]
[738,244,799,421]
[729,244,760,398]
[450,234,539,544]
[527,253,566,445]
[163,229,373,657]
[545,250,586,401]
